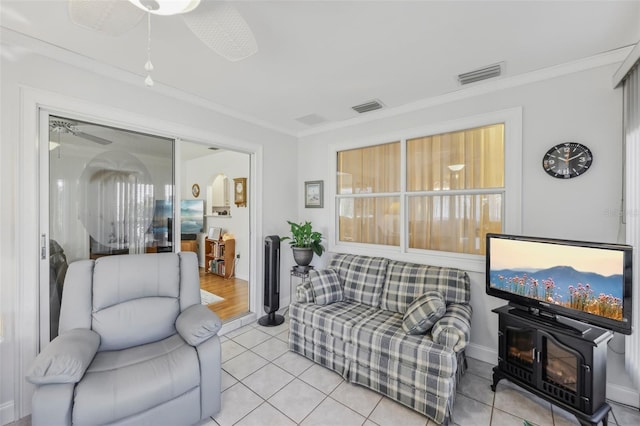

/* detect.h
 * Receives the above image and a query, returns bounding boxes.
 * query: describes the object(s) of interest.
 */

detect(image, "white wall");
[297,63,634,399]
[0,42,297,423]
[182,150,251,280]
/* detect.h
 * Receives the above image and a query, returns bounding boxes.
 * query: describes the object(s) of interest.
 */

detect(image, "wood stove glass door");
[505,326,535,370]
[541,333,580,393]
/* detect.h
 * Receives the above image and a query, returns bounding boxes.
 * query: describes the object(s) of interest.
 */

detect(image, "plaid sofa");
[289,253,472,425]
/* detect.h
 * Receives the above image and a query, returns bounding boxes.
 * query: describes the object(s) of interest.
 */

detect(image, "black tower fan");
[258,235,285,326]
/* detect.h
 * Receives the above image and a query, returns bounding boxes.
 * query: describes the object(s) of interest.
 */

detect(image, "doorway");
[43,115,252,344]
[180,141,251,321]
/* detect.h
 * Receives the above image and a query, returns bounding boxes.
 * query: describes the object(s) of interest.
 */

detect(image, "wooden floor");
[199,268,250,321]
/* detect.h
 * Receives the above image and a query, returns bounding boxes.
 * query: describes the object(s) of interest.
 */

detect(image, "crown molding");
[613,41,640,88]
[297,45,634,138]
[3,26,633,140]
[0,27,297,137]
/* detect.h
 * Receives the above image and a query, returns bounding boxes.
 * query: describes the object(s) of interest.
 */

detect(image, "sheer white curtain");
[624,62,640,389]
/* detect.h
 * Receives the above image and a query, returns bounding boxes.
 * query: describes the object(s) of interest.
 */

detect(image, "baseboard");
[0,400,15,425]
[607,382,640,408]
[465,342,497,365]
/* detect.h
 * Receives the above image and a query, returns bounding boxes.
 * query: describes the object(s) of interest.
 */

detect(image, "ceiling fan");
[68,0,258,62]
[50,118,113,146]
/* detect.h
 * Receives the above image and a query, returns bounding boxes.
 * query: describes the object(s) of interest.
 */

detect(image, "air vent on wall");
[352,99,384,114]
[457,63,503,85]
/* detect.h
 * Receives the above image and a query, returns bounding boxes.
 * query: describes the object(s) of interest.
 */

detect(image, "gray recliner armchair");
[27,252,222,426]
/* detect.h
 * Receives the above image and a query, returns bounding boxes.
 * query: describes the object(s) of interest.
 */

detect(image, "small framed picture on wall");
[304,180,323,208]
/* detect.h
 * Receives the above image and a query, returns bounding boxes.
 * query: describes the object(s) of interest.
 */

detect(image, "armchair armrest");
[431,303,472,352]
[176,304,222,346]
[295,281,315,303]
[26,328,100,385]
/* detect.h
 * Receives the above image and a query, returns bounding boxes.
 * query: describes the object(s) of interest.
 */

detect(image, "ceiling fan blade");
[182,1,258,61]
[70,130,113,145]
[68,0,145,36]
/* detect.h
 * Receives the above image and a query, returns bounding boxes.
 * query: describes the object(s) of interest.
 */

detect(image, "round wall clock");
[542,142,593,179]
[191,183,200,198]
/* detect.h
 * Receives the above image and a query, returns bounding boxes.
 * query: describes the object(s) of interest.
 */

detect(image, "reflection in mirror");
[79,151,154,255]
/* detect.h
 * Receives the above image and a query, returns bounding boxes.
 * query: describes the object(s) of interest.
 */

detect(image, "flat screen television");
[486,233,633,335]
[180,200,204,234]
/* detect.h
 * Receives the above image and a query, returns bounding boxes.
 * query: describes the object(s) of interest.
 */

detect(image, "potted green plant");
[282,220,325,267]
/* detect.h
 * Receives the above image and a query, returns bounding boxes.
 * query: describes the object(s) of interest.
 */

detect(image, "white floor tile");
[330,380,383,418]
[234,402,296,426]
[232,327,273,349]
[251,337,289,361]
[222,350,269,380]
[257,320,290,336]
[268,378,326,423]
[273,350,315,376]
[242,363,296,399]
[492,381,553,426]
[610,400,640,426]
[298,363,344,394]
[368,396,429,426]
[458,371,495,406]
[466,357,495,381]
[301,396,366,426]
[451,393,491,426]
[221,339,247,362]
[213,383,263,426]
[220,370,237,392]
[490,407,526,426]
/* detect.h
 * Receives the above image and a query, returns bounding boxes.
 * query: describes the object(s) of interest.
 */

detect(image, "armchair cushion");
[402,291,446,335]
[309,269,344,305]
[176,304,223,346]
[26,328,100,385]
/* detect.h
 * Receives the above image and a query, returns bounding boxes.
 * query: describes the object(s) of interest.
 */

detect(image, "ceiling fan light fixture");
[128,0,201,16]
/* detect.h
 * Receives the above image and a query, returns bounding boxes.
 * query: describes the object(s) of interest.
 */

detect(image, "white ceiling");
[2,1,640,136]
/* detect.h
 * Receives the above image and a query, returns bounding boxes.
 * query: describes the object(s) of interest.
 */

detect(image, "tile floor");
[11,316,640,426]
[201,316,640,426]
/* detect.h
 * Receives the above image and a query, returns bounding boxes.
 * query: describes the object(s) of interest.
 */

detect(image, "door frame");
[17,86,263,419]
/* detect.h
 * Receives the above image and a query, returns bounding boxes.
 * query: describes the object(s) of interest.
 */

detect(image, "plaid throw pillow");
[402,291,446,335]
[309,269,344,305]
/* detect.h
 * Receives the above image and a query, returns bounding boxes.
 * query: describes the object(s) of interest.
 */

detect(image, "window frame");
[328,107,522,272]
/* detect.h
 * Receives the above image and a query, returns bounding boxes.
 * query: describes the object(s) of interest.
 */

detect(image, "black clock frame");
[542,142,593,179]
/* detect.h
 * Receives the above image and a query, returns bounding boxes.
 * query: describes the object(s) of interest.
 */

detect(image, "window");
[333,108,521,264]
[406,124,504,255]
[337,142,400,245]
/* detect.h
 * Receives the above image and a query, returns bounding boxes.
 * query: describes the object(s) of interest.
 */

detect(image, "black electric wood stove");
[492,305,614,426]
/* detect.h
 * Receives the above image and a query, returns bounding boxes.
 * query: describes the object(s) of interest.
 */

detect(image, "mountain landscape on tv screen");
[491,265,623,299]
[490,265,624,320]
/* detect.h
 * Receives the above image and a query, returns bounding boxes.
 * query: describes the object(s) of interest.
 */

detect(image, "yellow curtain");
[337,142,400,245]
[407,123,504,254]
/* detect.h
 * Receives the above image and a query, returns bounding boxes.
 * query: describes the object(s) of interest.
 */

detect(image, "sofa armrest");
[296,281,315,303]
[26,328,100,385]
[176,304,223,346]
[431,303,472,352]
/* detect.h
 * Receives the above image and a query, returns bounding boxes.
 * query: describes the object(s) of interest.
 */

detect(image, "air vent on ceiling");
[352,99,384,114]
[458,63,503,85]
